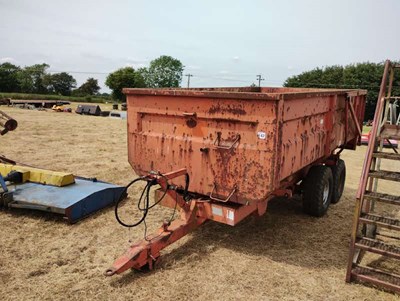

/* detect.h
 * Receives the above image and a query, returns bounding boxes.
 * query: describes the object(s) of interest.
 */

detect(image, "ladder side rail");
[370,98,392,210]
[356,60,391,200]
[369,66,396,211]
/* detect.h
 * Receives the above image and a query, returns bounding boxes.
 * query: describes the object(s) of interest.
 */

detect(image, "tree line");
[2,57,397,117]
[284,62,400,121]
[0,63,101,97]
[0,55,183,101]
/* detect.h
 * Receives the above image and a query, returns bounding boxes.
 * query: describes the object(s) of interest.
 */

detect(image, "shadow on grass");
[1,207,68,224]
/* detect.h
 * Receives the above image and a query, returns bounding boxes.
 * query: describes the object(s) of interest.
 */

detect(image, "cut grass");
[0,107,399,300]
[0,92,111,103]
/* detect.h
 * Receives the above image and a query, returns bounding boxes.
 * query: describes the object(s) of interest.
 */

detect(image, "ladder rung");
[369,170,400,182]
[364,191,400,206]
[379,125,400,140]
[359,213,400,231]
[355,237,400,259]
[352,265,400,292]
[372,152,400,161]
[379,136,400,141]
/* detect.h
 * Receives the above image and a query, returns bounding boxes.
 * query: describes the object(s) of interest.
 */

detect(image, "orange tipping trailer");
[105,87,366,276]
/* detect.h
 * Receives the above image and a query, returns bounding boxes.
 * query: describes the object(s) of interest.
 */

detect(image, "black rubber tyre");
[303,165,333,217]
[330,159,346,204]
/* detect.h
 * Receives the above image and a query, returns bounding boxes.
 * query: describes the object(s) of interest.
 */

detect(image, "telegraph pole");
[256,74,265,87]
[185,74,193,88]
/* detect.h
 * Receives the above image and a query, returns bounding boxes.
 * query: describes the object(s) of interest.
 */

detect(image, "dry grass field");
[1,105,400,301]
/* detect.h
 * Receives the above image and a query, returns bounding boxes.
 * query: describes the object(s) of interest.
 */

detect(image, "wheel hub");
[323,182,330,206]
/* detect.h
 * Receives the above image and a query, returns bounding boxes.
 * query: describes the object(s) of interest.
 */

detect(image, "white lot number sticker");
[257,131,266,140]
[226,210,234,221]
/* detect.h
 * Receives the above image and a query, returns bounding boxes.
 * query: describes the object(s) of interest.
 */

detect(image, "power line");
[194,75,251,83]
[11,68,110,75]
[186,74,386,88]
[48,70,110,75]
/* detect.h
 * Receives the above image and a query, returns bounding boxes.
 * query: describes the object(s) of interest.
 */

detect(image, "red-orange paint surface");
[124,87,366,204]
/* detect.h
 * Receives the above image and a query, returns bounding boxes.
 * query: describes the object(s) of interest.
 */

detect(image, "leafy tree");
[136,67,149,85]
[22,63,50,94]
[284,62,400,121]
[16,68,34,93]
[105,67,146,101]
[44,72,77,96]
[77,77,100,96]
[146,55,184,88]
[0,63,21,92]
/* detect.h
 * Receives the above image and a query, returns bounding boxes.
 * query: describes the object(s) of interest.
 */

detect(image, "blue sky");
[1,0,399,91]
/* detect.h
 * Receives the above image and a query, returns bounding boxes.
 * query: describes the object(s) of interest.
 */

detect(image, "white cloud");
[232,56,240,61]
[219,70,229,74]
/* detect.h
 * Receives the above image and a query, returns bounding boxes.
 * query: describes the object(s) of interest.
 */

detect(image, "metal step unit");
[352,265,400,292]
[364,191,400,206]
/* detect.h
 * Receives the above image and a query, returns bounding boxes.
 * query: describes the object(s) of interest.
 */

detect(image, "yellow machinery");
[0,163,74,187]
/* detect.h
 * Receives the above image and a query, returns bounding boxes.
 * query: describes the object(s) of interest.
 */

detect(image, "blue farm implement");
[0,110,125,223]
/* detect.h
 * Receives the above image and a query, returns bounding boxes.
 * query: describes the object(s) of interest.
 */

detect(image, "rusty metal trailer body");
[128,87,365,204]
[106,87,366,276]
